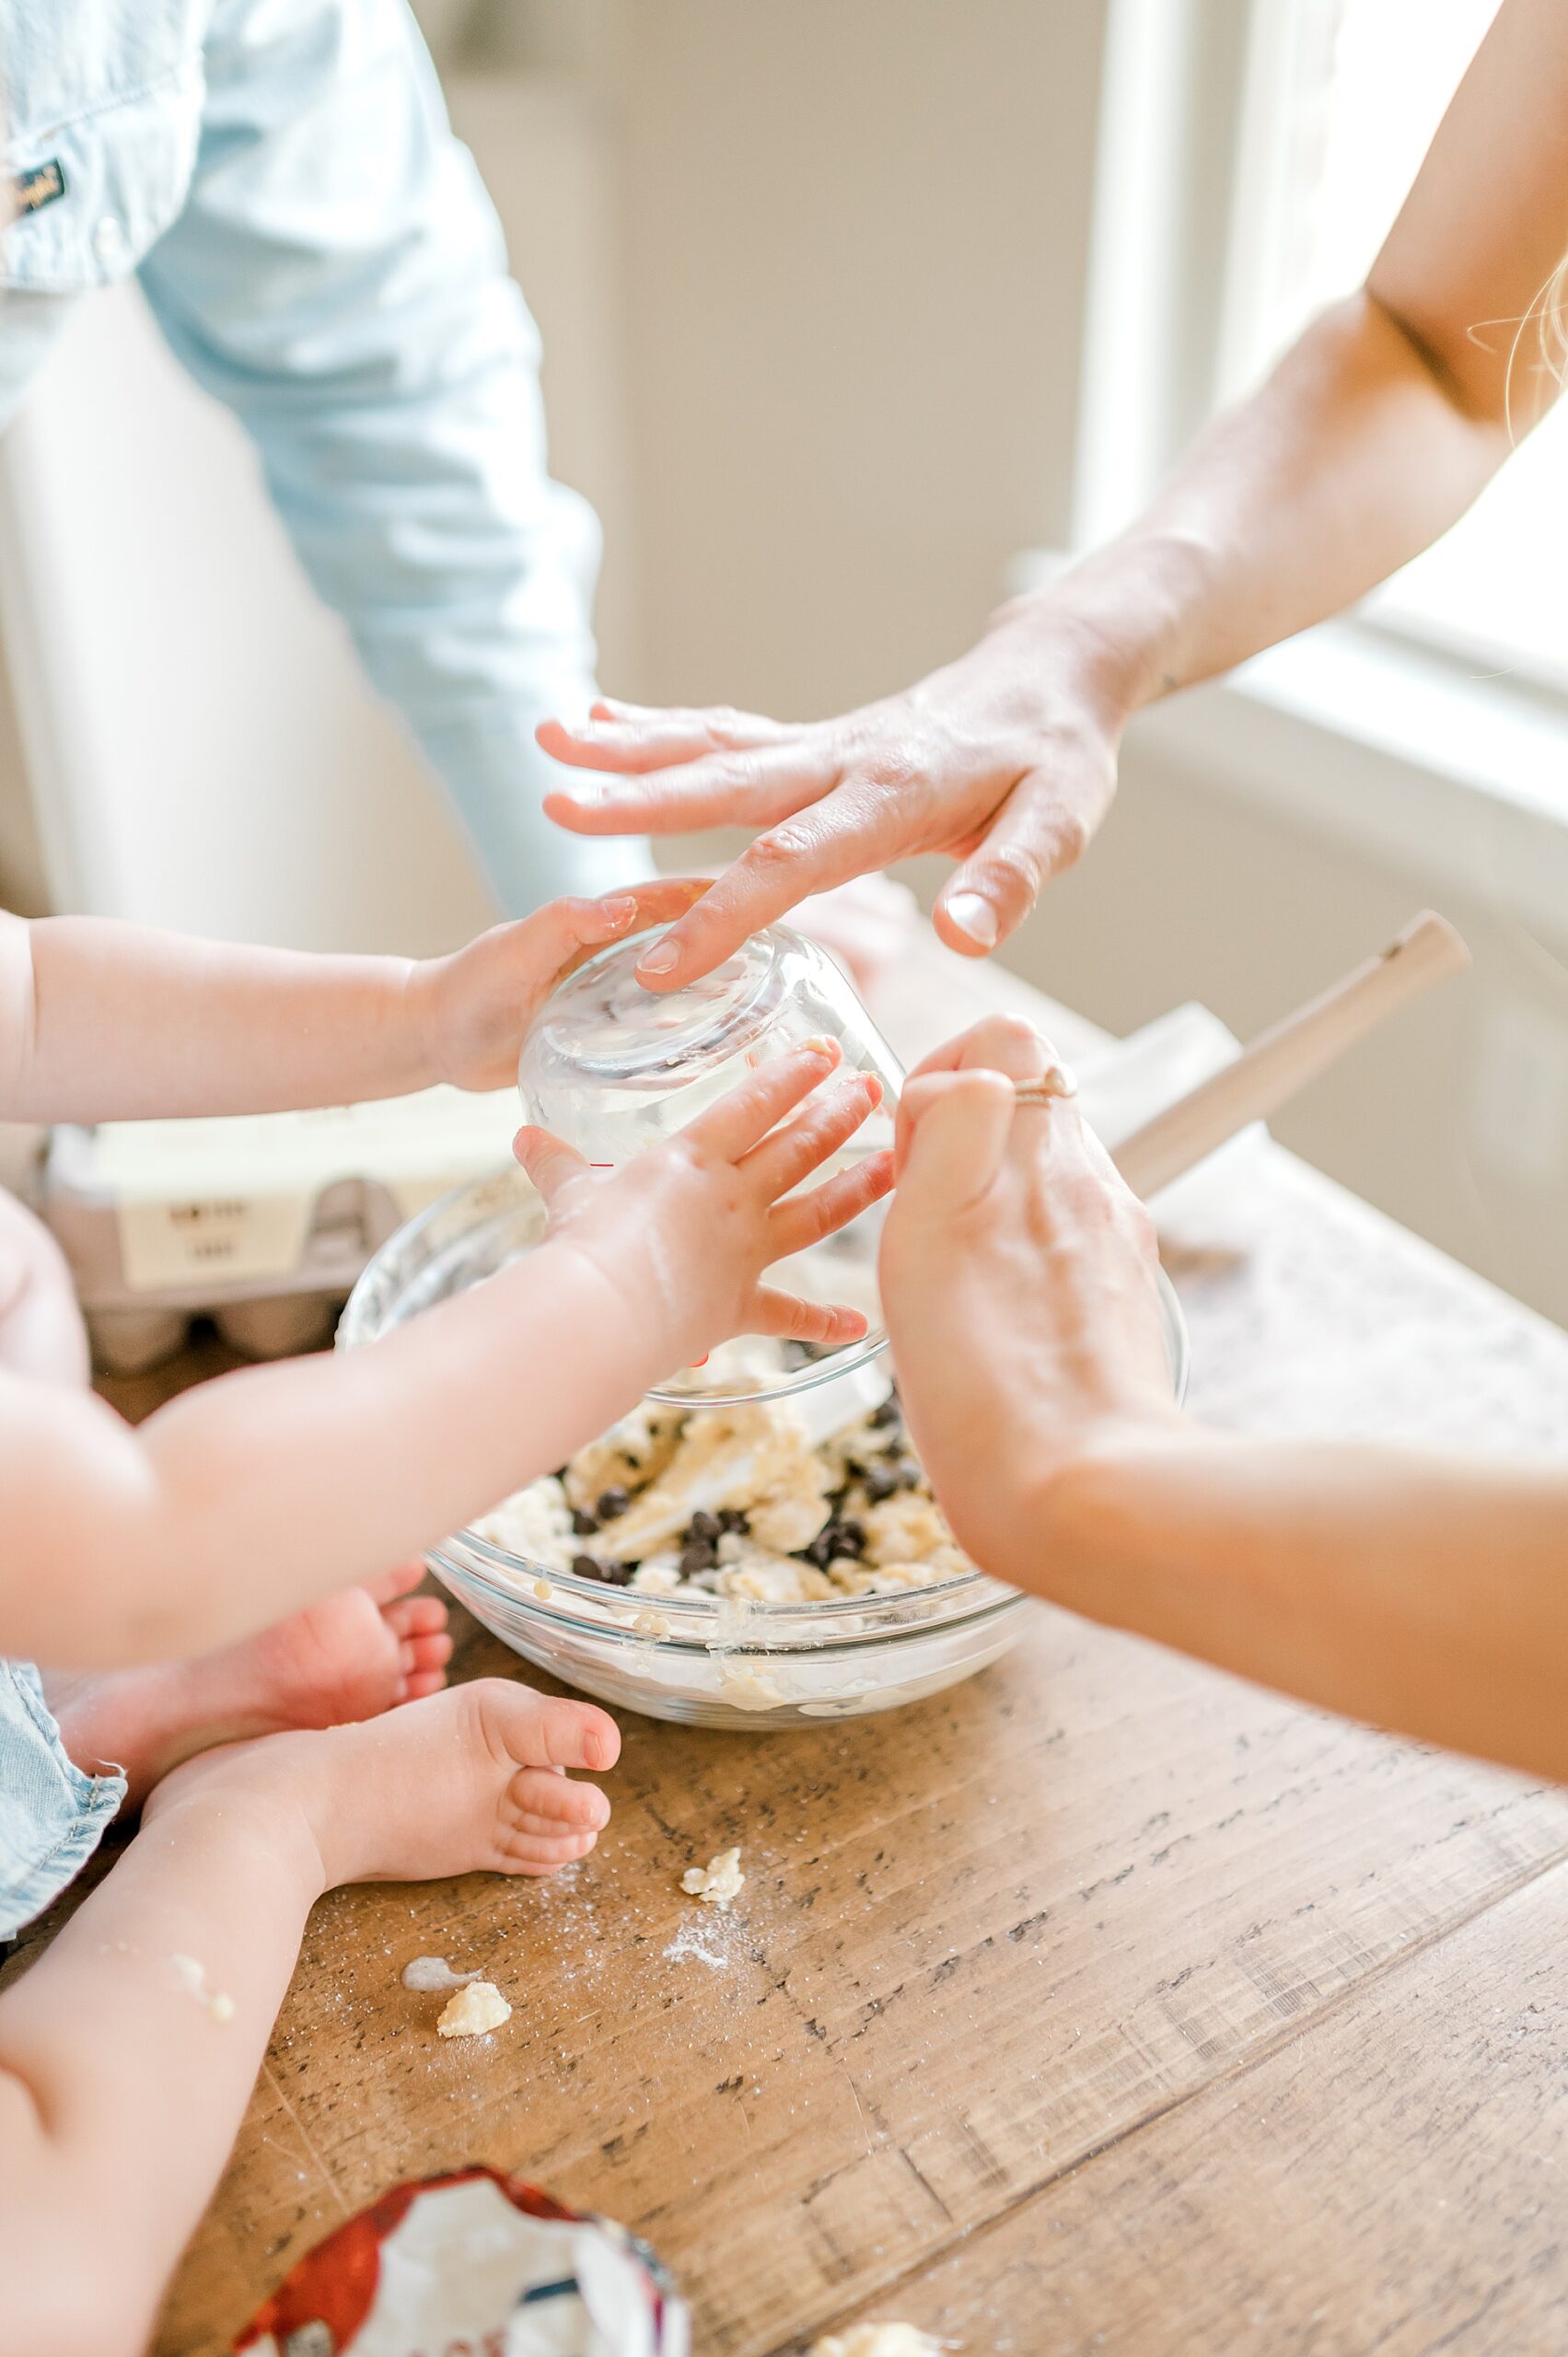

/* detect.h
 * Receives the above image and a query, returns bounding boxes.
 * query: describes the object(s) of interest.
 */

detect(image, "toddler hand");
[514,1040,894,1374]
[412,877,709,1093]
[878,1016,1176,1571]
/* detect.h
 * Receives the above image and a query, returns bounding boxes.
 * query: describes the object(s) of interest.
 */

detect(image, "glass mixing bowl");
[517,919,902,1404]
[338,1165,1191,1731]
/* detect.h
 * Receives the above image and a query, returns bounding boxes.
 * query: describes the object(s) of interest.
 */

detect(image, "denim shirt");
[0,0,645,911]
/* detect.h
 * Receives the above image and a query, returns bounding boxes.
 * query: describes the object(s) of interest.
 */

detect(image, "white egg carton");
[41,1086,521,1373]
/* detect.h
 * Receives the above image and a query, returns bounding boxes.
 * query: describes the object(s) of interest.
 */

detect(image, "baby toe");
[520,1692,621,1774]
[365,1561,429,1606]
[510,1766,611,1829]
[385,1596,448,1641]
[505,1826,600,1875]
[401,1629,453,1672]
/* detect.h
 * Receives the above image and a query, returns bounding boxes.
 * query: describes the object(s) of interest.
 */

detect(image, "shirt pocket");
[3,44,207,296]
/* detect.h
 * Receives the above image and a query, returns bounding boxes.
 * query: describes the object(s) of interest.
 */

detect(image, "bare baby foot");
[45,1564,452,1805]
[144,1678,621,1891]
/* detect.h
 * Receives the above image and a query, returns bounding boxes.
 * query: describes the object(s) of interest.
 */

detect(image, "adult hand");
[536,594,1133,990]
[878,1015,1175,1579]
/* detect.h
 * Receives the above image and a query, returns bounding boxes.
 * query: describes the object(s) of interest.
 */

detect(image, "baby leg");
[0,1188,87,1387]
[0,1678,618,2357]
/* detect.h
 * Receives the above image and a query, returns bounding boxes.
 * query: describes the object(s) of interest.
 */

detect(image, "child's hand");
[514,1039,894,1373]
[878,1016,1177,1572]
[413,877,709,1093]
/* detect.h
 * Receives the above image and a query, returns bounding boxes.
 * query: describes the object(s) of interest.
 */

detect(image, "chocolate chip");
[571,1508,598,1537]
[802,1534,836,1570]
[689,1511,721,1542]
[865,1463,900,1502]
[718,1509,749,1535]
[600,1561,634,1586]
[680,1540,716,1576]
[596,1485,631,1521]
[572,1552,608,1581]
[868,1399,899,1430]
[896,1463,922,1491]
[828,1518,865,1556]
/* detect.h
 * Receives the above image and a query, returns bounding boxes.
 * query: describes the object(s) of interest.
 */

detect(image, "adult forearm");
[1000,294,1511,720]
[9,917,433,1121]
[1013,1423,1568,1782]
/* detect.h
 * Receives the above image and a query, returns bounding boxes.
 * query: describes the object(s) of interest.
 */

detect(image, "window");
[1224,0,1568,690]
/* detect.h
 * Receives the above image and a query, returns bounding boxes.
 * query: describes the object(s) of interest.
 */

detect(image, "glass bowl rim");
[341,1184,1190,1636]
[432,1539,1033,1655]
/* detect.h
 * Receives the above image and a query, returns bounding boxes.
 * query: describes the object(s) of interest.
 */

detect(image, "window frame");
[1049,0,1568,926]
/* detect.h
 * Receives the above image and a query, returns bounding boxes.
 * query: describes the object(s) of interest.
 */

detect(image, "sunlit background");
[3,0,1567,1318]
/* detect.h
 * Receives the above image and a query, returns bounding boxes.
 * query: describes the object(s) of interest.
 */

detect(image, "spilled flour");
[663,1919,731,1972]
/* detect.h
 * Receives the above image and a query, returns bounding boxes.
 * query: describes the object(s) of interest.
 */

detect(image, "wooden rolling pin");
[1110,910,1471,1201]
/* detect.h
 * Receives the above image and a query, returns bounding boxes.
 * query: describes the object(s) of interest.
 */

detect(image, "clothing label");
[10,160,65,216]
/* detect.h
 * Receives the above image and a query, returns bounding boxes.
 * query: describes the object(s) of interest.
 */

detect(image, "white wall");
[609,0,1106,716]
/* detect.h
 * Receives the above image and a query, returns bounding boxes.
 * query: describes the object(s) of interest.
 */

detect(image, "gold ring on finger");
[1012,1063,1078,1108]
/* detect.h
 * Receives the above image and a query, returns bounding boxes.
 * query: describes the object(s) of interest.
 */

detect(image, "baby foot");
[145,1678,621,1891]
[45,1564,452,1805]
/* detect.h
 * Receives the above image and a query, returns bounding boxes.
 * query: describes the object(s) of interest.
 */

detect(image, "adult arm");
[137,0,647,913]
[540,0,1568,982]
[879,1016,1568,1788]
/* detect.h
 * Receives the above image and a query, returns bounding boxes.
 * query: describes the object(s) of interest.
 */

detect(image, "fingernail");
[946,892,999,947]
[801,1034,838,1063]
[600,896,637,925]
[637,940,679,978]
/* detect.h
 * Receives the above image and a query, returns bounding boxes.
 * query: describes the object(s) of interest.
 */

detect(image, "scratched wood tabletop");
[14,937,1568,2355]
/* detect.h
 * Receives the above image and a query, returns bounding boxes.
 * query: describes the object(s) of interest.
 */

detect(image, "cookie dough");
[401,1956,482,1993]
[680,1846,746,1908]
[436,1981,512,2038]
[169,1951,235,2024]
[478,1384,973,1610]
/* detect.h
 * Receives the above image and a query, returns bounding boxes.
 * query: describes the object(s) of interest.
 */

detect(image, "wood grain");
[813,1853,1568,2355]
[10,935,1567,2355]
[151,1595,1568,2355]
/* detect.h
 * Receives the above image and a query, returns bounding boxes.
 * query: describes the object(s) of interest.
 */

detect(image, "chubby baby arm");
[1,1039,890,1670]
[0,879,699,1124]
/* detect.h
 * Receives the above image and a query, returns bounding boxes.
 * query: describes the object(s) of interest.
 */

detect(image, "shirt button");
[93,216,124,261]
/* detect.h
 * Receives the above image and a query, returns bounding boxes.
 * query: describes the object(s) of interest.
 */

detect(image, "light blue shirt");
[0,0,646,914]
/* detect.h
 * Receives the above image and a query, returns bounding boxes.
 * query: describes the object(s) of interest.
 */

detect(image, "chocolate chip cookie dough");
[473,1377,974,1608]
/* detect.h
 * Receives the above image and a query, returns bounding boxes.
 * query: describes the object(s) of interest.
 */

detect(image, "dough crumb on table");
[680,1846,746,1908]
[436,1980,512,2038]
[809,2326,949,2357]
[401,1955,482,1993]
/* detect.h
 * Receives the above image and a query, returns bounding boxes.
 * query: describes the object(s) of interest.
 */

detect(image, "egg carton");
[41,1086,521,1374]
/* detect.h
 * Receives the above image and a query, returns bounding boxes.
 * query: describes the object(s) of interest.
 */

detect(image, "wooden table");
[17,937,1568,2355]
